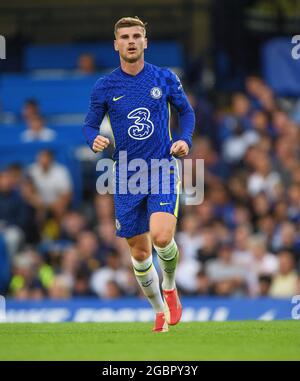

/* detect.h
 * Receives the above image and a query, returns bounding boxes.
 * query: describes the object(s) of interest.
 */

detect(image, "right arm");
[82,78,110,152]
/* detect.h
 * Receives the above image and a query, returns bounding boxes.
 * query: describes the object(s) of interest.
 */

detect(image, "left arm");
[168,70,195,156]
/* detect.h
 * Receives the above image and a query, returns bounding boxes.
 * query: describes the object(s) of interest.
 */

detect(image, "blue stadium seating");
[0,41,183,117]
[24,41,183,70]
[0,124,85,146]
[0,73,101,115]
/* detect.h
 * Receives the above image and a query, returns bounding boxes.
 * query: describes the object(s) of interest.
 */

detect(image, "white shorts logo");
[150,87,162,99]
[127,107,154,140]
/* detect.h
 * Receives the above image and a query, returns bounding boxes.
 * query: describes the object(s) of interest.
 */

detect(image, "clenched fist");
[92,135,110,152]
[170,140,189,157]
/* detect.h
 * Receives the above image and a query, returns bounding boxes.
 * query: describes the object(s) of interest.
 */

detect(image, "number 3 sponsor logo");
[127,107,154,140]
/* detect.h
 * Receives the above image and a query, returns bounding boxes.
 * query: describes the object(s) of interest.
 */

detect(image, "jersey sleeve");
[82,78,107,151]
[167,70,195,149]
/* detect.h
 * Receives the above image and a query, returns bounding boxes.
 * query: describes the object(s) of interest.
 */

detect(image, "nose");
[128,37,135,45]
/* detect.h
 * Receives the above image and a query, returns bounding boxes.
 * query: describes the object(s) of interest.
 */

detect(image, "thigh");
[114,193,149,238]
[149,211,177,240]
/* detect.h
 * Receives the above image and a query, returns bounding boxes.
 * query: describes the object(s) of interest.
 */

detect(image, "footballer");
[83,17,195,332]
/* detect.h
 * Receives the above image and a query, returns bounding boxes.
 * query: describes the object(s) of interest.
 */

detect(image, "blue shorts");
[113,160,181,238]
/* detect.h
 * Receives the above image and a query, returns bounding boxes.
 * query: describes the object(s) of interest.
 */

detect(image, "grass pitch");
[0,321,299,360]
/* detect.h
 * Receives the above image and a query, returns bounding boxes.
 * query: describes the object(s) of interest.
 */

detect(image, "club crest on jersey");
[127,107,154,140]
[150,87,162,99]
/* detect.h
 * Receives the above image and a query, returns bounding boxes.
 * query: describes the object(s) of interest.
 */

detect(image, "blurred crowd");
[1,73,300,300]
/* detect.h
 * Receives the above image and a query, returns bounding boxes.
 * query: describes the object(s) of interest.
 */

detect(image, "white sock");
[153,238,179,290]
[131,255,164,313]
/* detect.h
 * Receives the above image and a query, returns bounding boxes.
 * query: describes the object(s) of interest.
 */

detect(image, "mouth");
[127,47,137,54]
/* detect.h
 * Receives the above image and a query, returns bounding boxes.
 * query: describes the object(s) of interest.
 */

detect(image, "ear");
[114,40,119,52]
[144,37,148,50]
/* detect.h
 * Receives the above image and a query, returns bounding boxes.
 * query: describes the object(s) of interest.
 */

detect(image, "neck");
[120,58,145,76]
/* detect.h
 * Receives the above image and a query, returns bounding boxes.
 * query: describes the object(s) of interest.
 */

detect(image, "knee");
[151,232,172,248]
[130,249,151,262]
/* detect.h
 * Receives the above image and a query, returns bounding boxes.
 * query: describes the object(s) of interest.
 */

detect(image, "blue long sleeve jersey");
[82,62,195,165]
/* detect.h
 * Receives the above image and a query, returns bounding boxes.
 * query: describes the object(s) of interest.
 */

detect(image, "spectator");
[90,250,127,298]
[247,152,282,200]
[21,99,40,123]
[287,184,300,223]
[197,227,218,264]
[245,75,265,107]
[77,53,96,74]
[177,213,202,261]
[272,221,299,254]
[59,246,81,289]
[48,275,72,299]
[176,213,203,293]
[27,150,73,221]
[232,225,253,269]
[7,163,23,190]
[72,268,97,297]
[0,168,26,255]
[247,235,278,295]
[257,275,272,297]
[20,115,56,143]
[9,250,44,298]
[185,90,215,141]
[208,184,236,228]
[191,138,229,186]
[18,176,43,244]
[227,173,249,205]
[94,194,115,223]
[195,270,211,295]
[60,210,87,242]
[206,241,247,296]
[217,93,251,142]
[222,123,259,164]
[76,230,103,273]
[269,251,299,298]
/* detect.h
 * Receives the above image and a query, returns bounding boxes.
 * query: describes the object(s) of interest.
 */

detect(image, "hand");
[92,135,110,152]
[170,140,189,157]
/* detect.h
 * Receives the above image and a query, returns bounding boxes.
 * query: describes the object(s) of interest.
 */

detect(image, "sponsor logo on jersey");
[127,107,154,140]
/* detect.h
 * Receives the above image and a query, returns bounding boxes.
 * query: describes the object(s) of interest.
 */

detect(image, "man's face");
[114,26,147,63]
[38,151,53,170]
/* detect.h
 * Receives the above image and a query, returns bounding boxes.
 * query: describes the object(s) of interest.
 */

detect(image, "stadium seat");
[0,73,101,115]
[24,41,183,70]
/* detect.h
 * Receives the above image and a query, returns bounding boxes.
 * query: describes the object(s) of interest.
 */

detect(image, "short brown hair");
[114,16,147,37]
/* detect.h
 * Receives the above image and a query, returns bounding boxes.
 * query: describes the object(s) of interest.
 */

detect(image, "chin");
[126,57,139,63]
[123,53,142,63]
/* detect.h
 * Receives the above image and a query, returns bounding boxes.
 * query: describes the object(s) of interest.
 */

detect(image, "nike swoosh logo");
[113,95,125,101]
[160,202,171,206]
